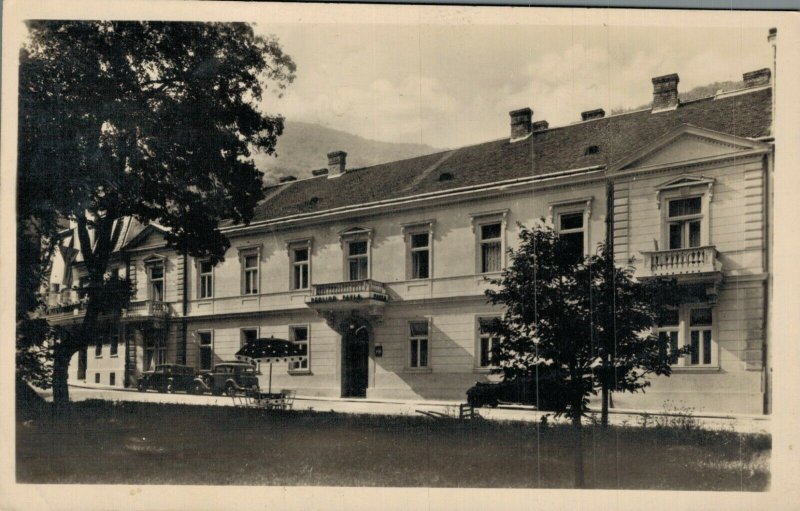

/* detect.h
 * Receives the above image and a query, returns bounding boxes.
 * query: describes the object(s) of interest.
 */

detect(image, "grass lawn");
[16,400,770,490]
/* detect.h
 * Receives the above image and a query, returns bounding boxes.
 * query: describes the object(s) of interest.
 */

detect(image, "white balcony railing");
[122,300,170,319]
[306,279,389,306]
[639,246,722,279]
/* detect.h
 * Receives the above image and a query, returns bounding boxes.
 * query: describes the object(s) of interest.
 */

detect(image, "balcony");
[44,298,88,324]
[305,279,389,312]
[122,300,170,321]
[638,246,723,282]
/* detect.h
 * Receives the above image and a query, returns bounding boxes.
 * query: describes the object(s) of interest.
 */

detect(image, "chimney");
[581,108,605,121]
[509,108,533,141]
[311,168,329,177]
[327,151,347,177]
[651,73,680,112]
[532,120,549,132]
[743,68,771,88]
[278,175,297,183]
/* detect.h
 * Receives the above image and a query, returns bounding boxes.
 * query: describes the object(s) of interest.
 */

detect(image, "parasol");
[234,336,308,393]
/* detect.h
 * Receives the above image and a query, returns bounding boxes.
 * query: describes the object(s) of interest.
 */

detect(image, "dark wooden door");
[343,327,369,398]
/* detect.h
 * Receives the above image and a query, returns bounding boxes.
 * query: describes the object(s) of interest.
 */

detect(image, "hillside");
[254,121,442,183]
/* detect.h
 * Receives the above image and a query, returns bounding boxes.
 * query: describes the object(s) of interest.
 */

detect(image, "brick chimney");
[651,73,680,112]
[743,68,771,88]
[532,120,549,132]
[327,151,347,178]
[581,108,605,121]
[509,108,533,141]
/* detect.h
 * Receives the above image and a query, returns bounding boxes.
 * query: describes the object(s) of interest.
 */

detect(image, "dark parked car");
[466,376,563,410]
[191,362,260,396]
[137,364,197,393]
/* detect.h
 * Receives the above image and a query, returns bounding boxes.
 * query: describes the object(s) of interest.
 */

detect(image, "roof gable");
[123,224,169,251]
[612,124,769,172]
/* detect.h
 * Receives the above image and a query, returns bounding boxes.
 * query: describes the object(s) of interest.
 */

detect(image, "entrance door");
[342,326,369,397]
[77,347,87,380]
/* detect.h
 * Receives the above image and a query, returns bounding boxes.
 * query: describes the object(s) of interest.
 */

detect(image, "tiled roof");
[248,87,772,224]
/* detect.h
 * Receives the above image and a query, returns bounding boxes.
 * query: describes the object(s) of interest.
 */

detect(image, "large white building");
[46,66,775,415]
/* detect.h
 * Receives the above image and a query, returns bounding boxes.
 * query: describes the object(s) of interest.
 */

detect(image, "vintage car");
[191,362,260,396]
[466,375,563,410]
[137,364,197,393]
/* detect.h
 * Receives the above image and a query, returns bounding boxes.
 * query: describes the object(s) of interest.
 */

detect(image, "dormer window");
[438,172,454,181]
[584,145,600,155]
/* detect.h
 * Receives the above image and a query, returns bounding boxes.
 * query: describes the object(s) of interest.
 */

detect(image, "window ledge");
[404,367,433,374]
[476,272,502,281]
[671,365,720,374]
[472,367,497,374]
[110,354,119,358]
[94,356,103,359]
[288,370,313,376]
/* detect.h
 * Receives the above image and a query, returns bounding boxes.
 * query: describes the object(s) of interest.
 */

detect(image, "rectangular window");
[109,373,116,386]
[480,223,502,273]
[94,373,100,384]
[110,334,119,357]
[409,321,429,368]
[144,334,166,371]
[95,337,102,358]
[292,248,310,290]
[149,264,165,302]
[199,260,214,299]
[658,306,715,367]
[657,308,680,364]
[477,318,500,368]
[347,241,369,281]
[243,255,259,295]
[410,233,430,279]
[241,328,258,347]
[688,308,713,366]
[558,212,585,264]
[667,197,703,250]
[289,326,310,372]
[198,331,213,371]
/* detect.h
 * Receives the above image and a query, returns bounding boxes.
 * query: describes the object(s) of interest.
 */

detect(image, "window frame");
[475,315,501,370]
[237,245,262,296]
[339,228,373,282]
[148,262,165,302]
[549,198,593,261]
[288,324,311,374]
[666,196,703,250]
[144,333,167,372]
[287,238,313,291]
[197,330,214,372]
[197,259,214,299]
[656,178,714,251]
[657,305,718,369]
[470,210,508,275]
[94,336,103,358]
[402,221,435,280]
[406,319,432,371]
[109,332,119,357]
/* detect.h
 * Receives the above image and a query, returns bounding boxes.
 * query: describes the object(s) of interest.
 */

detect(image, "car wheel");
[166,382,174,394]
[191,382,204,395]
[137,381,147,393]
[225,382,237,397]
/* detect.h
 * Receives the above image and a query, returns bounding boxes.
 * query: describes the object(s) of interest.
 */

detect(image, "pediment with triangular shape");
[613,124,769,172]
[124,225,169,251]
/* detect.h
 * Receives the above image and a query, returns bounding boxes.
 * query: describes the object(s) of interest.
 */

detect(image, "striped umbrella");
[234,336,307,393]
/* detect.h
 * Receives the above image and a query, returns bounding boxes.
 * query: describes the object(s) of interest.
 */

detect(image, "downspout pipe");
[181,247,188,366]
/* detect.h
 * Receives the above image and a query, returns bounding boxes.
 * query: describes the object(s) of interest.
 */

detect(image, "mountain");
[254,121,442,184]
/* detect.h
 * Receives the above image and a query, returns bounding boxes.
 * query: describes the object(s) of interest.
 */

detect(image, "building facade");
[47,68,774,415]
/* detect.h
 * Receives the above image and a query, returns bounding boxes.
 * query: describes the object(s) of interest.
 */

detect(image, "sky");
[252,21,773,150]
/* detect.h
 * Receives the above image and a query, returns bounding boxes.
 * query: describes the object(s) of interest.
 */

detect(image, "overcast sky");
[254,22,772,150]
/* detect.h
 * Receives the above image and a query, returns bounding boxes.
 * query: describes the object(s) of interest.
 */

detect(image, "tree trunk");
[51,343,74,406]
[572,413,585,488]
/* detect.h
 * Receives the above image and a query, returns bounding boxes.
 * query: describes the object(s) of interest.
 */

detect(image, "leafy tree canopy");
[19,20,296,260]
[485,223,684,422]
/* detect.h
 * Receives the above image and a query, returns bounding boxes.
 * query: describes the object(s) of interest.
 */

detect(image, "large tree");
[485,223,684,487]
[18,21,296,405]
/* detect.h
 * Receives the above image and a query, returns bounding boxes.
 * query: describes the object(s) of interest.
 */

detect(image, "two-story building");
[48,66,774,415]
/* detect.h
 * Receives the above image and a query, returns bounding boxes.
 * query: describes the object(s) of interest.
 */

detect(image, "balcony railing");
[122,300,170,319]
[306,279,389,307]
[639,246,722,279]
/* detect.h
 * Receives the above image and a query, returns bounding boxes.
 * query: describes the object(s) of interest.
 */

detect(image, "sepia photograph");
[3,1,799,509]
